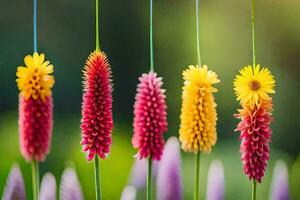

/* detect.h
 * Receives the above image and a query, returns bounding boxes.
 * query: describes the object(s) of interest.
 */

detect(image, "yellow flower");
[179,65,220,153]
[234,65,275,107]
[16,52,55,101]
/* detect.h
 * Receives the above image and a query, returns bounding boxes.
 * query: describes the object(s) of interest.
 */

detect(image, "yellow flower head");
[179,65,220,153]
[234,65,275,107]
[16,52,55,101]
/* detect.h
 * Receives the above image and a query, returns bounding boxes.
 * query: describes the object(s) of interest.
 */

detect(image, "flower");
[80,50,113,161]
[2,164,26,200]
[16,52,54,101]
[17,52,54,161]
[60,167,83,200]
[156,137,183,200]
[179,65,220,153]
[132,72,168,160]
[206,160,224,200]
[234,65,275,107]
[235,101,273,183]
[120,185,137,200]
[270,160,290,200]
[234,64,275,183]
[40,173,57,200]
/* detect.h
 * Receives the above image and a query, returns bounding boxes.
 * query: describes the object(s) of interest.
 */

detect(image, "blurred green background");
[0,0,299,199]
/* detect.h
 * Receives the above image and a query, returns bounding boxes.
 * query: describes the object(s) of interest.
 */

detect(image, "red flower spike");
[132,72,168,161]
[19,95,53,161]
[235,102,273,183]
[81,51,113,161]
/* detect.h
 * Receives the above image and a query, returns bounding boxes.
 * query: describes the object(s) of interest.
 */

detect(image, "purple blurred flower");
[206,160,224,200]
[2,164,26,200]
[40,173,57,200]
[129,156,158,188]
[270,160,290,200]
[156,137,182,200]
[59,167,83,200]
[120,185,137,200]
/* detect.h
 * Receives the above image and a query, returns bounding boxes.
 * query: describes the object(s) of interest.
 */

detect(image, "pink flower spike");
[235,106,272,183]
[80,51,113,161]
[132,72,168,161]
[19,95,53,161]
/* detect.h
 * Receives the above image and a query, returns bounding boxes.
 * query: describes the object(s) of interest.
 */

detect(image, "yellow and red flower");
[234,64,275,183]
[80,50,113,161]
[16,52,55,161]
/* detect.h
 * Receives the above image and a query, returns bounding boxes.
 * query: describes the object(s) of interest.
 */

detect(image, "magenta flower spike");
[206,160,224,200]
[156,137,183,200]
[2,164,26,200]
[132,72,168,161]
[80,51,113,161]
[269,160,290,200]
[59,167,83,200]
[40,173,57,200]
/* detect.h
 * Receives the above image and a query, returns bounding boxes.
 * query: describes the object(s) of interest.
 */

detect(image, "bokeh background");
[0,0,300,199]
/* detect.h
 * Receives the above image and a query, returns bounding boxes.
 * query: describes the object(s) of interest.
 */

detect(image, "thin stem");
[194,152,200,200]
[196,0,202,67]
[149,0,154,72]
[252,180,257,200]
[251,0,256,67]
[147,157,152,200]
[33,0,37,52]
[94,155,102,200]
[95,0,100,51]
[31,160,39,200]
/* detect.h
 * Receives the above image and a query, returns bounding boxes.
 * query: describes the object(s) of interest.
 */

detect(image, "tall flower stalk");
[16,0,55,199]
[80,0,113,199]
[233,0,276,199]
[179,0,219,200]
[131,0,168,199]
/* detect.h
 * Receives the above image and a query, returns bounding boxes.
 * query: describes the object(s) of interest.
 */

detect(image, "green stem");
[147,157,152,200]
[251,0,256,67]
[252,180,257,200]
[94,156,102,200]
[95,0,100,51]
[196,0,202,67]
[33,0,38,52]
[31,160,39,200]
[149,0,154,72]
[194,152,200,200]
